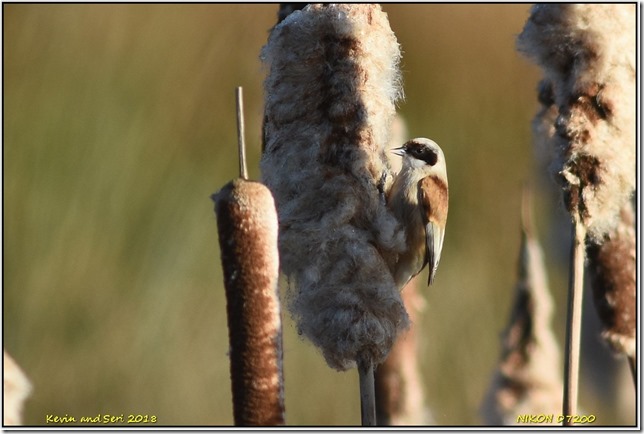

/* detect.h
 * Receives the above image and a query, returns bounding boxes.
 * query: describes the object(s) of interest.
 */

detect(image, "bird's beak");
[391,147,405,156]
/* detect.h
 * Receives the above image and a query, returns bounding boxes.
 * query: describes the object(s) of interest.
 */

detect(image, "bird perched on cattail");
[388,138,449,289]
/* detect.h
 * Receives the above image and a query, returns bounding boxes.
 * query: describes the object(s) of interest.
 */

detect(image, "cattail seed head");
[587,201,636,358]
[518,4,636,241]
[3,351,32,425]
[260,4,408,371]
[213,179,284,425]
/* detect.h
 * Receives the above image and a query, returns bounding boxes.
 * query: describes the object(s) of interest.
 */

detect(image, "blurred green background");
[4,4,635,426]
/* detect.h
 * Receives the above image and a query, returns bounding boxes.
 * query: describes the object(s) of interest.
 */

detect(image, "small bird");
[388,138,449,289]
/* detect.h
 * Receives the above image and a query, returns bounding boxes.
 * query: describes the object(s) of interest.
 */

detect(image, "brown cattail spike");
[213,179,284,426]
[480,187,562,425]
[587,201,636,385]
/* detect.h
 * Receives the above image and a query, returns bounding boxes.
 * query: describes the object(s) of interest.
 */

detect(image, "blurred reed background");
[4,4,634,426]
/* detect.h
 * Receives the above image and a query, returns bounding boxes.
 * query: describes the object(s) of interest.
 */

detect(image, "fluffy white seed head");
[518,4,636,241]
[3,351,32,425]
[260,4,408,370]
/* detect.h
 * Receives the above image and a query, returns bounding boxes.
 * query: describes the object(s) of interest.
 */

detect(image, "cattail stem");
[562,218,587,425]
[358,358,376,426]
[375,276,430,425]
[628,356,636,387]
[236,86,248,180]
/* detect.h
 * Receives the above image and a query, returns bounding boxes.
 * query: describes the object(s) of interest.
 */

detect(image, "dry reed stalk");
[375,275,432,426]
[517,4,636,424]
[261,3,407,374]
[358,358,376,426]
[3,350,32,425]
[480,188,562,425]
[562,217,586,424]
[587,201,636,384]
[235,87,248,181]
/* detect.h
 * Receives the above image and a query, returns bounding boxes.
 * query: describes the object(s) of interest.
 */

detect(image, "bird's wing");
[425,221,444,285]
[418,176,448,285]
